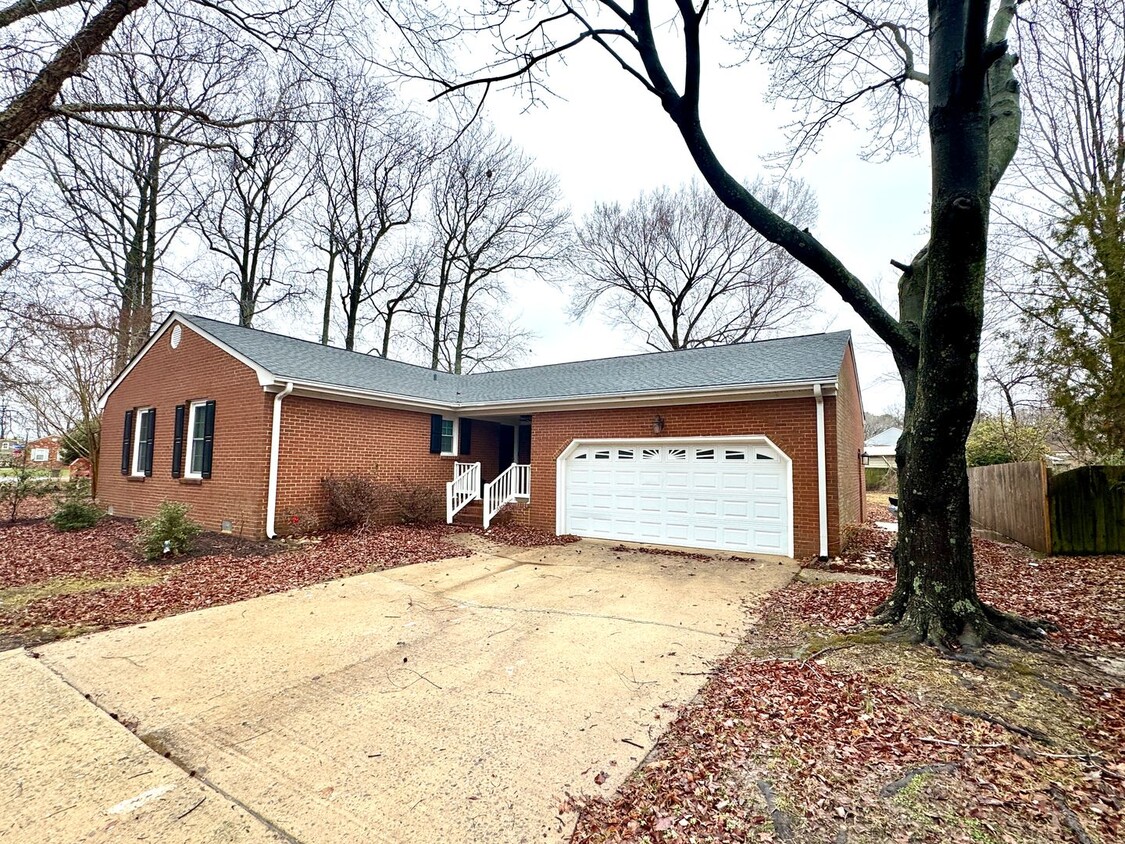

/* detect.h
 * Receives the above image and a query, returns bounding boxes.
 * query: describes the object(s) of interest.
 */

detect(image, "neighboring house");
[864,426,902,470]
[0,438,18,468]
[96,313,866,558]
[26,436,67,473]
[69,456,93,480]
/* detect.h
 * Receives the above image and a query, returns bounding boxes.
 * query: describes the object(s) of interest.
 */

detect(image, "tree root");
[865,590,1058,655]
[981,604,1057,638]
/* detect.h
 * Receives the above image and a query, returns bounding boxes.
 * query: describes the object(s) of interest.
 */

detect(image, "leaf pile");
[462,523,581,547]
[809,522,1125,655]
[3,523,472,635]
[573,652,1121,844]
[574,511,1124,843]
[0,517,139,587]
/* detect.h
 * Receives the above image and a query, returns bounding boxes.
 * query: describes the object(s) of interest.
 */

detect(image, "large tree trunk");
[875,0,1046,646]
[321,250,335,345]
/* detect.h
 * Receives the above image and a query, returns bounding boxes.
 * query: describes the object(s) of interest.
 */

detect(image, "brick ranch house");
[97,313,866,559]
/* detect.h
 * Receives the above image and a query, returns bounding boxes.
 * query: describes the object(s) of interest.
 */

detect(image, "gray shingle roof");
[865,426,903,448]
[185,314,850,407]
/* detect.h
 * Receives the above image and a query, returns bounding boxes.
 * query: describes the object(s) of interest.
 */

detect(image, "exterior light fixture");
[652,415,665,434]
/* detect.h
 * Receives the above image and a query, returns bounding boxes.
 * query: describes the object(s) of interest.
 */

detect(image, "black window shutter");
[429,414,443,454]
[172,404,185,478]
[121,409,134,475]
[459,418,472,456]
[143,410,155,476]
[201,400,216,478]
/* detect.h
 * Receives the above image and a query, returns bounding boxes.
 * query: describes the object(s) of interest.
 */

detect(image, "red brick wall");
[835,345,867,530]
[274,401,502,532]
[98,323,273,536]
[527,397,832,558]
[26,436,66,471]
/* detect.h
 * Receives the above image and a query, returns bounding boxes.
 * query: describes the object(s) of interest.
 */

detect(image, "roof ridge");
[184,313,459,378]
[471,330,851,378]
[186,312,849,379]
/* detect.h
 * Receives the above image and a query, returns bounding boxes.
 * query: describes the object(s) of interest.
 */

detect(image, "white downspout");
[813,384,829,560]
[266,382,295,539]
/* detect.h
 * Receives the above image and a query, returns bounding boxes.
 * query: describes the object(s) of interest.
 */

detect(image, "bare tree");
[424,123,568,373]
[993,0,1125,457]
[309,78,431,351]
[572,178,817,350]
[192,73,314,327]
[29,6,254,368]
[0,0,338,173]
[0,290,114,492]
[400,0,1039,646]
[367,238,431,357]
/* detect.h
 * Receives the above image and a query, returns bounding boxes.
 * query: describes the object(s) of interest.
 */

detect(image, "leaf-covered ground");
[572,494,1124,844]
[0,512,572,648]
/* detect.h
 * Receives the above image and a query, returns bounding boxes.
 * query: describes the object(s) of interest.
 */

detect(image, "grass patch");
[0,569,172,611]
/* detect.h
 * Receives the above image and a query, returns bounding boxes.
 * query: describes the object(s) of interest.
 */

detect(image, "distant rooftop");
[865,426,903,448]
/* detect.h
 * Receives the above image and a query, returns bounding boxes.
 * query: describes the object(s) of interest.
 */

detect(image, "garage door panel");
[753,474,782,493]
[664,472,690,488]
[692,499,719,517]
[753,501,783,521]
[665,496,691,515]
[564,439,791,556]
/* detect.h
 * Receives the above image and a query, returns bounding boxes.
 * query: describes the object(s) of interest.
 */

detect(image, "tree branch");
[0,0,148,171]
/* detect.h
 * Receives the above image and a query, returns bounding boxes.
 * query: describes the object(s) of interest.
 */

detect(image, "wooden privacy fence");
[1048,465,1125,554]
[968,462,1125,555]
[968,461,1050,552]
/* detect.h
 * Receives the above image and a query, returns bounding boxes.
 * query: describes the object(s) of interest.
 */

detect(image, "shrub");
[322,472,382,528]
[137,501,202,561]
[49,483,104,531]
[389,482,444,525]
[0,463,60,521]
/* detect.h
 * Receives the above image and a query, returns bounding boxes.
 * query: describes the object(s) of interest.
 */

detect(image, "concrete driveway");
[6,540,797,843]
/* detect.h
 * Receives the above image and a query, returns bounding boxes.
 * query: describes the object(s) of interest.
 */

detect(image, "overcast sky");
[457,31,928,416]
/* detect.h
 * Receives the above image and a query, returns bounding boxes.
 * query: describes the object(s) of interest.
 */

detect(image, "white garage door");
[562,439,791,555]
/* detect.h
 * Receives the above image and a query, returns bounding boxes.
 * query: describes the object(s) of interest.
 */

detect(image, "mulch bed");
[1,519,476,638]
[572,513,1125,843]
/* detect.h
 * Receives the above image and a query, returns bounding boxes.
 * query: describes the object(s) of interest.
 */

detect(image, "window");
[30,448,49,462]
[441,418,455,455]
[694,448,715,460]
[173,400,214,479]
[186,402,208,478]
[131,408,155,477]
[725,449,746,460]
[642,448,660,460]
[667,448,687,460]
[429,414,465,456]
[593,449,610,460]
[617,449,635,460]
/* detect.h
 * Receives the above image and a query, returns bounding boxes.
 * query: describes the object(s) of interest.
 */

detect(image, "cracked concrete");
[21,540,796,843]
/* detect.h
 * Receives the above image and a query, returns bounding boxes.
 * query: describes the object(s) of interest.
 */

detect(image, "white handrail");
[483,464,530,529]
[446,462,481,523]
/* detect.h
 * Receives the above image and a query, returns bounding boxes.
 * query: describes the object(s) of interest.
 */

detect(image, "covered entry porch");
[443,414,531,527]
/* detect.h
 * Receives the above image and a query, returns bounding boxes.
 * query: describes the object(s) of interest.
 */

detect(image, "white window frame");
[30,448,49,462]
[185,400,208,479]
[439,415,459,457]
[131,407,153,477]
